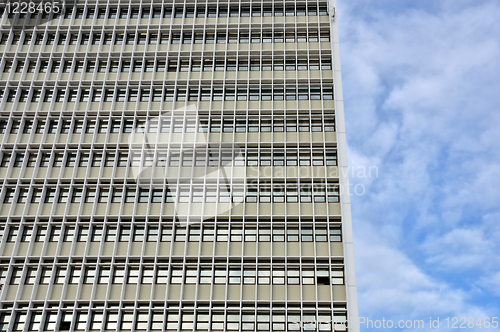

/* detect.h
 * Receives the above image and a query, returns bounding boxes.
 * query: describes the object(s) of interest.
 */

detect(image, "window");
[151,7,161,18]
[74,312,89,330]
[331,268,344,284]
[40,267,52,284]
[128,89,138,102]
[310,151,324,166]
[237,314,254,331]
[157,32,168,44]
[69,267,81,284]
[132,226,145,241]
[1,153,11,167]
[70,188,83,203]
[272,268,285,285]
[14,60,25,73]
[112,267,125,283]
[300,228,313,243]
[83,266,96,283]
[58,188,70,203]
[3,60,12,73]
[49,226,61,242]
[33,226,47,242]
[12,312,27,331]
[3,187,15,203]
[126,267,139,283]
[48,266,63,284]
[320,30,331,42]
[174,227,186,241]
[102,226,117,242]
[88,312,104,331]
[147,188,161,203]
[213,89,223,101]
[241,268,255,284]
[6,89,17,102]
[91,226,103,242]
[31,89,42,102]
[287,227,299,242]
[259,186,271,202]
[207,7,217,17]
[120,312,134,330]
[0,120,7,134]
[14,152,24,167]
[246,186,257,203]
[97,188,109,203]
[127,7,138,18]
[9,266,22,284]
[17,90,29,103]
[115,226,130,242]
[135,188,148,203]
[95,7,106,18]
[44,188,57,203]
[89,153,102,167]
[28,311,42,331]
[327,184,339,202]
[316,227,328,242]
[176,88,186,101]
[330,226,342,242]
[285,268,300,287]
[24,267,37,284]
[145,60,154,72]
[64,152,77,167]
[216,226,228,241]
[77,226,89,242]
[170,268,182,283]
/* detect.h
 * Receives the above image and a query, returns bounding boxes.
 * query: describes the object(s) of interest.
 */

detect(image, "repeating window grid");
[0,308,344,332]
[0,221,343,247]
[1,146,338,211]
[1,55,333,76]
[165,263,334,286]
[0,259,344,286]
[0,115,336,140]
[0,2,330,24]
[0,125,335,183]
[2,23,336,87]
[1,184,340,213]
[0,1,350,329]
[1,85,334,108]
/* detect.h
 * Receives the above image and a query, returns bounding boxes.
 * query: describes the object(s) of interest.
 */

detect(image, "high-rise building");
[0,0,358,331]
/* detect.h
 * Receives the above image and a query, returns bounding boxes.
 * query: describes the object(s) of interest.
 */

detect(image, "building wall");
[0,0,357,331]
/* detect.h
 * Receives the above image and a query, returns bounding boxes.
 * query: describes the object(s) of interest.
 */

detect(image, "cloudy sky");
[338,0,500,329]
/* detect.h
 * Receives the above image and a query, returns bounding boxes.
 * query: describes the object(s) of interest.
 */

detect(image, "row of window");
[1,2,330,21]
[1,29,331,48]
[2,183,341,204]
[0,148,337,169]
[5,263,343,286]
[1,223,342,243]
[0,308,344,332]
[1,56,333,74]
[1,86,334,103]
[0,116,335,135]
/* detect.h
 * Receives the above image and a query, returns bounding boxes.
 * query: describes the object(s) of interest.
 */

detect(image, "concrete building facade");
[0,0,358,330]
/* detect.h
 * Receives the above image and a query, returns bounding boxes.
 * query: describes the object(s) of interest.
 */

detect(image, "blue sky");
[338,0,500,329]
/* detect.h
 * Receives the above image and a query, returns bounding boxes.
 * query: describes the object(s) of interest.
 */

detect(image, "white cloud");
[338,0,500,322]
[355,224,491,323]
[479,272,500,297]
[421,227,497,270]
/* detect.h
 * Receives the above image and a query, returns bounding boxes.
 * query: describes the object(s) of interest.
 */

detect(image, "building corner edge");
[329,1,360,331]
